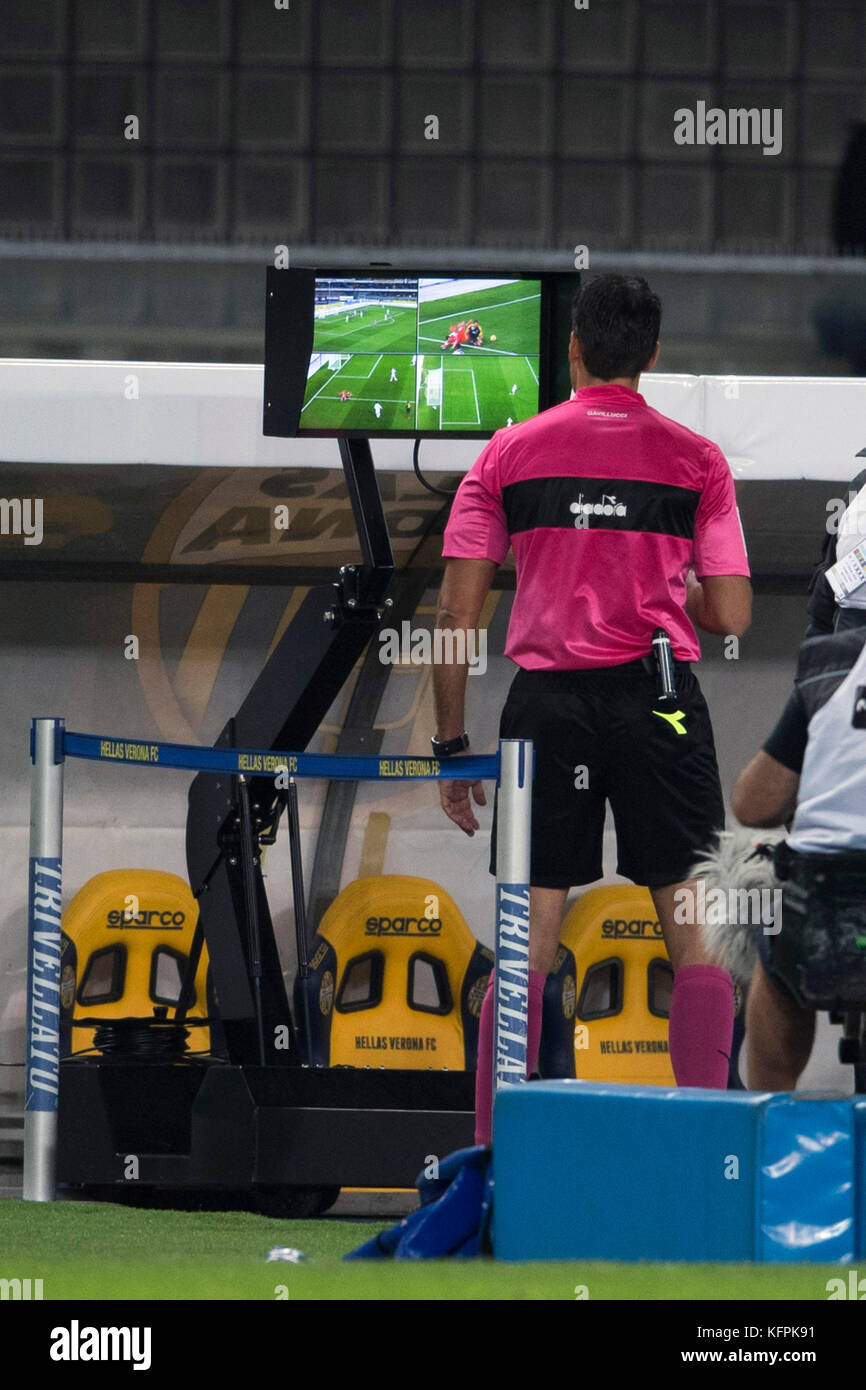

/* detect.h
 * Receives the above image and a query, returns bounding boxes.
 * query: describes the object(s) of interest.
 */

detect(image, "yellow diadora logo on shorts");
[652,708,687,735]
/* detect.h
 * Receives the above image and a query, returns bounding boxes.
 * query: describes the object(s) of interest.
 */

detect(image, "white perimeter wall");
[1,359,866,478]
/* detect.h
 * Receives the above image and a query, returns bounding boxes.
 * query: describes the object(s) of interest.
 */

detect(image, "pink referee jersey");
[442,383,750,669]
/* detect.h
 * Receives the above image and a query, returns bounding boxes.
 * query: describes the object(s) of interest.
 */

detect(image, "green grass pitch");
[313,303,416,354]
[418,280,541,357]
[0,1200,844,1301]
[300,351,540,434]
[301,353,419,432]
[415,353,539,432]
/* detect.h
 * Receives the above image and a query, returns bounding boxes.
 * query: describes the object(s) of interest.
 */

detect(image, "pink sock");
[474,969,545,1145]
[668,963,734,1088]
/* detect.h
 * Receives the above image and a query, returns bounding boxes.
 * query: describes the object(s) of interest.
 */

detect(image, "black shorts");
[488,660,724,889]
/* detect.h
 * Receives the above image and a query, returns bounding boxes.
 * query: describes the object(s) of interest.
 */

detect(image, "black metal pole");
[237,774,267,1066]
[286,778,314,1066]
[174,910,205,1026]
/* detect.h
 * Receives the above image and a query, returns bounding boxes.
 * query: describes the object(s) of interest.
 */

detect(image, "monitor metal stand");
[57,438,477,1213]
[184,436,394,1066]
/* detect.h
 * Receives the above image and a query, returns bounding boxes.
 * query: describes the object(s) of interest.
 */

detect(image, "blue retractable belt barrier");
[58,730,499,782]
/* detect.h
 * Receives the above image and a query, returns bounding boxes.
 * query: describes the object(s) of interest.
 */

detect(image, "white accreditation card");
[826,544,866,600]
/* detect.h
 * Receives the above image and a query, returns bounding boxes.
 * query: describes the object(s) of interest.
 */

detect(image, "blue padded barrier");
[758,1097,854,1263]
[850,1099,866,1260]
[493,1081,855,1263]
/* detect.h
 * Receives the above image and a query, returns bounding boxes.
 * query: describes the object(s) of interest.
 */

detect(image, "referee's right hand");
[439,752,487,835]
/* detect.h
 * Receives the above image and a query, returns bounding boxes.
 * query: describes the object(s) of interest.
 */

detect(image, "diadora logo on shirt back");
[570,493,628,523]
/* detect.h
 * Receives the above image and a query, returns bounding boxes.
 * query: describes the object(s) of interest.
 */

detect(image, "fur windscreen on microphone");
[688,826,785,982]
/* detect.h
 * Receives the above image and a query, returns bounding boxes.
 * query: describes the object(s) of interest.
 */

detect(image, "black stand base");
[57,1059,475,1195]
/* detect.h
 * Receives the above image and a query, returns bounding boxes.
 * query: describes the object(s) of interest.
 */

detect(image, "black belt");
[514,656,691,684]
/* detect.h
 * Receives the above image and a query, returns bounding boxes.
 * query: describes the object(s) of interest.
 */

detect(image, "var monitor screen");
[263,267,576,440]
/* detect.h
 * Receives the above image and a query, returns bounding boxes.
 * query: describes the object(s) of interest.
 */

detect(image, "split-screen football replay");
[300,275,542,434]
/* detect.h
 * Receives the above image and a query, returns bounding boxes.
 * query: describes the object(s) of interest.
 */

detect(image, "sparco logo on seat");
[365,916,443,935]
[106,909,186,928]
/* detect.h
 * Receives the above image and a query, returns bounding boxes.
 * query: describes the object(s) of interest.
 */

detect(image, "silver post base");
[23,1110,57,1202]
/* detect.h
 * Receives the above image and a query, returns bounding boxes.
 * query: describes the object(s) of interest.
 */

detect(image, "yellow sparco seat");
[560,885,676,1085]
[295,875,493,1070]
[59,869,213,1057]
[296,874,578,1074]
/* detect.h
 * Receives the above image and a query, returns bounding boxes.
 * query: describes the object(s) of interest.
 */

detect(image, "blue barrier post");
[493,739,533,1114]
[24,717,65,1201]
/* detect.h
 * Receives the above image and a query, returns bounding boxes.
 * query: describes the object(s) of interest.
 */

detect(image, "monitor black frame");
[263,265,579,441]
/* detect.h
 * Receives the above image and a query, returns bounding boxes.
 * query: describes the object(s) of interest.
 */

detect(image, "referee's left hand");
[439,751,487,835]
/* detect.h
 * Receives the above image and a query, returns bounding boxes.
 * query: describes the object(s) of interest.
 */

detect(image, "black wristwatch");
[431,732,470,758]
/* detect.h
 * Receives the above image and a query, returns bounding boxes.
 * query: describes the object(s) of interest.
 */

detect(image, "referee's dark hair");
[572,273,662,381]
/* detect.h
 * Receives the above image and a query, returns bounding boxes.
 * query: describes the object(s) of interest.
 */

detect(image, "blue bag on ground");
[344,1145,493,1260]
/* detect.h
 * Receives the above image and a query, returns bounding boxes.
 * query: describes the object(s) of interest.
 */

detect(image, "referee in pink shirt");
[432,274,752,1142]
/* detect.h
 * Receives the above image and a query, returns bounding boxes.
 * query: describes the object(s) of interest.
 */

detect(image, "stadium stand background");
[0,0,863,370]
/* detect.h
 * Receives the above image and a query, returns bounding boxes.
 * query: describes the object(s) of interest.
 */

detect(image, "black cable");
[85,1017,190,1060]
[93,1022,186,1059]
[412,438,460,497]
[0,1023,218,1066]
[30,1045,222,1060]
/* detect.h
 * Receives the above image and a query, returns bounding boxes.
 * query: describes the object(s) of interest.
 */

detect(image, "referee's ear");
[568,332,582,391]
[644,342,660,372]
